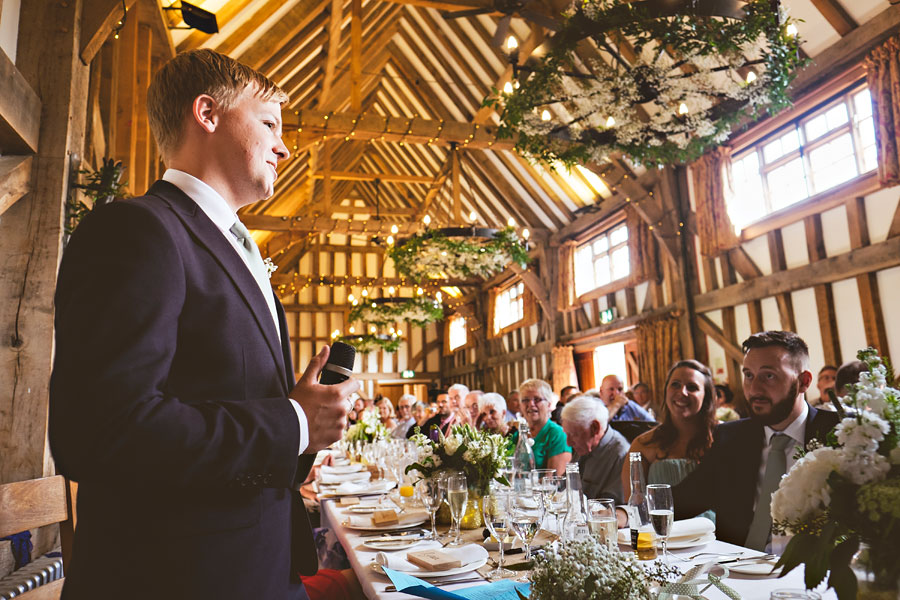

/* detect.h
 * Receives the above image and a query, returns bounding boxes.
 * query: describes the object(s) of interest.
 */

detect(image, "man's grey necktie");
[745,432,793,551]
[229,220,270,296]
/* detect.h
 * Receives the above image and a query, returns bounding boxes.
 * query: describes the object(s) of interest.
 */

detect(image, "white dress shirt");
[755,400,809,553]
[162,169,309,455]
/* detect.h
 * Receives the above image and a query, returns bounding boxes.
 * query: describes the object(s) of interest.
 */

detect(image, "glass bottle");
[626,452,656,559]
[511,421,535,493]
[563,463,590,542]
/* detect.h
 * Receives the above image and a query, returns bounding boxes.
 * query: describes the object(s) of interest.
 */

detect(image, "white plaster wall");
[831,279,868,362]
[820,205,851,257]
[877,266,900,362]
[790,288,825,370]
[761,297,781,330]
[864,188,899,244]
[780,221,810,269]
[0,0,20,63]
[740,236,773,276]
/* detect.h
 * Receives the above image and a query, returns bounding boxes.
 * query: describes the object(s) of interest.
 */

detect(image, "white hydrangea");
[838,450,890,486]
[771,447,842,529]
[835,413,890,454]
[443,434,462,456]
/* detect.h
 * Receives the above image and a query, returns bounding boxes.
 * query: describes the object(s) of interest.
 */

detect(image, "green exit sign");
[401,369,415,379]
[599,307,616,324]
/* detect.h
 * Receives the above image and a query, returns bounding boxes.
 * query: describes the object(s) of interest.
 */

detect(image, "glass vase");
[850,542,899,600]
[459,490,484,529]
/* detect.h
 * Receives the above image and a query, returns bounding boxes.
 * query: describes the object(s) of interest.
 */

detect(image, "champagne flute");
[587,498,617,550]
[531,469,556,519]
[646,484,674,563]
[482,491,514,579]
[446,474,468,546]
[418,477,444,540]
[510,492,543,581]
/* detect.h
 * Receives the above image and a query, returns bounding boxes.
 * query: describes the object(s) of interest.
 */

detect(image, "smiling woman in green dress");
[513,378,572,476]
[622,360,717,514]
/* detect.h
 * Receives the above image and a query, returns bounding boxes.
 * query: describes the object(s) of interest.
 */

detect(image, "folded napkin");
[375,543,489,572]
[617,517,714,543]
[319,470,371,485]
[347,510,429,529]
[321,463,365,475]
[333,479,394,495]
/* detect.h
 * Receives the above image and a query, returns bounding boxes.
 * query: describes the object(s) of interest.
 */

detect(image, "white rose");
[771,447,842,529]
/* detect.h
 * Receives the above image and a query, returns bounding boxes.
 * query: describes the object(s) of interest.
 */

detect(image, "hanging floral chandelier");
[488,0,806,166]
[348,291,445,327]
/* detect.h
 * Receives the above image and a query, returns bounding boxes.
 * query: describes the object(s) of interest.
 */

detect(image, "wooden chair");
[0,476,76,599]
[609,419,658,442]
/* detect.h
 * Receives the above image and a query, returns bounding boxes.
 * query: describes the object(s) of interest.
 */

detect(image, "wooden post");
[846,197,889,354]
[113,12,139,195]
[1,0,89,484]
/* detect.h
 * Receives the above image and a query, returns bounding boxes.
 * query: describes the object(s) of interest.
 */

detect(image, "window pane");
[449,316,467,351]
[611,246,630,280]
[763,129,800,163]
[727,152,766,229]
[805,114,828,142]
[575,246,594,296]
[863,145,878,173]
[594,255,611,287]
[609,225,628,246]
[854,89,872,119]
[825,104,849,130]
[592,237,609,254]
[858,115,877,172]
[767,158,809,210]
[809,133,857,192]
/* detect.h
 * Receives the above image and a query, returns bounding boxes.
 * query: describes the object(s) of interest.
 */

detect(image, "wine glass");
[543,476,568,539]
[531,469,556,519]
[446,474,468,546]
[646,484,674,562]
[510,491,543,581]
[482,490,514,579]
[587,498,617,550]
[418,477,444,540]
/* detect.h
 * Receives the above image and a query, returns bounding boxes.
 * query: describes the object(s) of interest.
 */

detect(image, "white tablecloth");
[322,500,837,600]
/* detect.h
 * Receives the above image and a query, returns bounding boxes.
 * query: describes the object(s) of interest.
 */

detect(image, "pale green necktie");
[745,432,792,551]
[229,219,272,302]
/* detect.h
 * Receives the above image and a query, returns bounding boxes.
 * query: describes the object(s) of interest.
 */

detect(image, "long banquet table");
[320,498,837,600]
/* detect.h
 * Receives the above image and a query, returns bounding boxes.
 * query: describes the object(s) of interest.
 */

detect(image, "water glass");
[482,491,514,579]
[446,474,468,546]
[646,484,674,562]
[531,469,556,517]
[587,498,617,550]
[418,477,444,540]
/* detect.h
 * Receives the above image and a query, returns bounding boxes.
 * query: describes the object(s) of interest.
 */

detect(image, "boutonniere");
[263,257,278,279]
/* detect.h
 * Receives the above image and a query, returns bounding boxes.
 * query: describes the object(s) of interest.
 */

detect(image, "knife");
[359,528,429,538]
[384,577,485,592]
[718,553,777,565]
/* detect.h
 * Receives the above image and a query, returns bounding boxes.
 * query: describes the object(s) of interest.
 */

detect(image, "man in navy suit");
[50,49,359,599]
[673,331,839,550]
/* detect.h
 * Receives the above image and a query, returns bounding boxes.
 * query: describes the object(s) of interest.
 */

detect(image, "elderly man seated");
[561,395,631,503]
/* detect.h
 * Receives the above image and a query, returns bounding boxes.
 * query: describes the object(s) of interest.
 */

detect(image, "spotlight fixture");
[163,1,219,34]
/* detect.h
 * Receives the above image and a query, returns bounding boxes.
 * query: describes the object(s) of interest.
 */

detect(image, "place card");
[372,509,400,525]
[406,549,463,571]
[339,496,360,506]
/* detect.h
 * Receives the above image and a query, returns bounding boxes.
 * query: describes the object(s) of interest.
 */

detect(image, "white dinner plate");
[372,556,488,578]
[342,517,428,532]
[666,532,716,549]
[345,504,383,514]
[320,480,397,497]
[322,463,366,474]
[361,537,427,551]
[727,557,781,576]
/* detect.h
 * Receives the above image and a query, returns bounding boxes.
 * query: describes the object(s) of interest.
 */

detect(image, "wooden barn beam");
[695,236,900,313]
[351,0,362,111]
[271,274,477,287]
[0,156,33,217]
[808,0,857,37]
[80,0,137,64]
[177,0,254,53]
[804,214,842,366]
[382,0,501,12]
[240,0,329,70]
[318,0,345,107]
[242,214,424,234]
[846,196,889,355]
[766,230,796,331]
[0,50,41,154]
[311,171,433,184]
[697,314,744,363]
[287,110,517,150]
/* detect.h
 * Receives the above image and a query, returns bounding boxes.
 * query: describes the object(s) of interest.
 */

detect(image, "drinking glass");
[542,476,568,539]
[646,484,674,562]
[587,498,618,550]
[418,478,444,540]
[482,491,515,579]
[499,467,514,488]
[446,475,468,546]
[510,491,543,581]
[531,469,556,518]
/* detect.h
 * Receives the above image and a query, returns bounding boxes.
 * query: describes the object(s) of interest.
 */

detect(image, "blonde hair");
[147,49,289,159]
[519,378,558,409]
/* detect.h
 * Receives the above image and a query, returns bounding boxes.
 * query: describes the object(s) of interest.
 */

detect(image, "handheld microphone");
[319,341,356,385]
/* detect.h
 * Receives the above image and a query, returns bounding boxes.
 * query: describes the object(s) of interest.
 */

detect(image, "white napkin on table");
[617,516,714,543]
[374,542,488,572]
[321,463,365,475]
[319,470,371,485]
[346,510,429,529]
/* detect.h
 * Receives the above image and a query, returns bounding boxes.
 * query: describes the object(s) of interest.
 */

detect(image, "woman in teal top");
[622,360,717,515]
[516,378,572,474]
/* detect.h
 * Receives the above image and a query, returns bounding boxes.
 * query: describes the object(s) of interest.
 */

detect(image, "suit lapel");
[733,420,765,533]
[804,404,820,444]
[275,295,295,390]
[148,181,288,389]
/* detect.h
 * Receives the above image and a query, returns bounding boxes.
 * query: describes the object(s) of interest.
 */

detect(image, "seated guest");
[510,379,572,475]
[623,360,717,514]
[479,393,512,436]
[810,364,838,408]
[377,397,397,431]
[551,385,579,424]
[505,390,521,421]
[632,382,652,412]
[448,383,469,413]
[835,360,868,397]
[561,396,630,503]
[462,390,483,428]
[392,394,417,439]
[409,391,453,440]
[600,374,654,422]
[412,401,429,429]
[671,331,839,551]
[348,396,365,425]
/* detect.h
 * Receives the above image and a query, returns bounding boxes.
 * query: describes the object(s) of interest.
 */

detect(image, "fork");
[688,551,744,560]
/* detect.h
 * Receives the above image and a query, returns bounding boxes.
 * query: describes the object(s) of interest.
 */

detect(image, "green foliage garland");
[348,295,444,327]
[486,0,807,167]
[388,227,531,281]
[337,333,402,354]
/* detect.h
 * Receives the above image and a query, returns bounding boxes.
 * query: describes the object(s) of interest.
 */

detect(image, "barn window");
[494,282,525,333]
[574,223,630,297]
[448,315,467,351]
[727,84,877,231]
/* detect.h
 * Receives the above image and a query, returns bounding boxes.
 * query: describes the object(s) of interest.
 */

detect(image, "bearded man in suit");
[50,49,359,599]
[672,330,839,551]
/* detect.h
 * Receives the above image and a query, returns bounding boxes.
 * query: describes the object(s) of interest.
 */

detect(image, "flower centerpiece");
[343,407,390,444]
[771,348,900,599]
[406,424,512,528]
[527,537,686,600]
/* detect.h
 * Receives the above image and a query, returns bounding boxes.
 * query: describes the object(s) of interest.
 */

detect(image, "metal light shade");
[180,2,218,34]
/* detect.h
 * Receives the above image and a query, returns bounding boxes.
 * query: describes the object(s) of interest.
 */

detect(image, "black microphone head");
[329,341,356,371]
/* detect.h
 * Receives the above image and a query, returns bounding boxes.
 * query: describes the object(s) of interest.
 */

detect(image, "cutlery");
[384,577,485,592]
[359,528,429,538]
[718,554,777,565]
[689,551,743,560]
